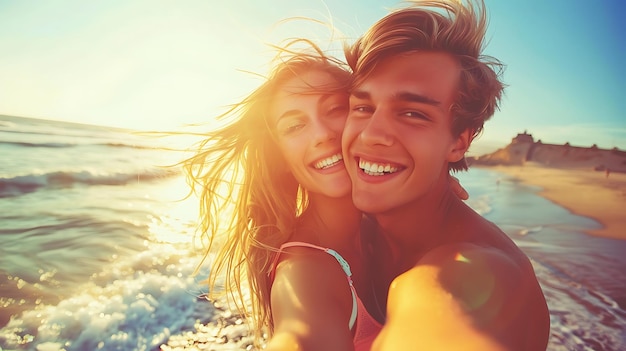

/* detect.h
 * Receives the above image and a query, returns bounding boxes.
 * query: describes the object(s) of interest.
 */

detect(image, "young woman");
[184,41,381,351]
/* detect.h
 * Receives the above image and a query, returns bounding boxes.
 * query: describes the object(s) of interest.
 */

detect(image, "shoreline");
[476,163,626,241]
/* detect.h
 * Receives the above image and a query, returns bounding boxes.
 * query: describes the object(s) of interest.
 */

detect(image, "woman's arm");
[265,248,356,351]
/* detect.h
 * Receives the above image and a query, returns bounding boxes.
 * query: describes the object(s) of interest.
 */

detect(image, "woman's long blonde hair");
[184,39,351,343]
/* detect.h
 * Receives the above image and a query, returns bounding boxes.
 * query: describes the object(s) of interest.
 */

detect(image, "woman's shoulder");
[268,242,357,351]
[273,242,350,279]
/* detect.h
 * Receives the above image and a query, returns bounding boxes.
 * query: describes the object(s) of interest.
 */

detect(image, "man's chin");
[352,196,388,214]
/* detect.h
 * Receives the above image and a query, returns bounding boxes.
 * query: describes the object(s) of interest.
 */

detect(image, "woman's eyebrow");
[276,110,302,122]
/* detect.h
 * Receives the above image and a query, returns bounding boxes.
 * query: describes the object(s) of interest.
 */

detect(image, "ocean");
[0,115,624,351]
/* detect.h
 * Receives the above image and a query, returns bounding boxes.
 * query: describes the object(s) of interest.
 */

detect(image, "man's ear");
[447,129,471,162]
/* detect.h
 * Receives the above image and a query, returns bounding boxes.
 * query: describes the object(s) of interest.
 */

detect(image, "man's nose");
[360,108,393,146]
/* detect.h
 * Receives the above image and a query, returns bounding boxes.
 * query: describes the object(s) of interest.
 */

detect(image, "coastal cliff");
[469,131,626,173]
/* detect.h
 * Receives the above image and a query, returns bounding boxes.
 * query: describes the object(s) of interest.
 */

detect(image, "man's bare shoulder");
[382,243,549,350]
[452,203,531,264]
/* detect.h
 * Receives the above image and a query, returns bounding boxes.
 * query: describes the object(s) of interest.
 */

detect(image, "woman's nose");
[312,118,338,146]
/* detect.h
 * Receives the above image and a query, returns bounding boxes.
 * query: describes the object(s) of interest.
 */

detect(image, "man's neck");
[372,180,462,268]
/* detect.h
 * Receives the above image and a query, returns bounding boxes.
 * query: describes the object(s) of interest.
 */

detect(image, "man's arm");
[372,244,549,351]
[265,248,355,351]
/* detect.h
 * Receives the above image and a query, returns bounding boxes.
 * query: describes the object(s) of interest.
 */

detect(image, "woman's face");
[269,69,352,198]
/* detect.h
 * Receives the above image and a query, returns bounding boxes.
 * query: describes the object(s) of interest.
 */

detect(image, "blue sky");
[0,0,624,155]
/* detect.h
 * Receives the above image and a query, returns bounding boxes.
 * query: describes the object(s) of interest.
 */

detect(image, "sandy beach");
[480,163,626,240]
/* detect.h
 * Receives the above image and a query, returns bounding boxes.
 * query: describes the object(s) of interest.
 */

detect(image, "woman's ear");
[447,129,471,162]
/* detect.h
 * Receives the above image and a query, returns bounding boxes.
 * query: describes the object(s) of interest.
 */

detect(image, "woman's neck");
[297,193,361,252]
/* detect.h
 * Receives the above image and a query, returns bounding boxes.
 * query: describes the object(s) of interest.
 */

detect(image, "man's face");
[342,51,467,214]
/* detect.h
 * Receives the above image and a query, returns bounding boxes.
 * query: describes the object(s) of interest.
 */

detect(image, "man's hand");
[450,175,469,200]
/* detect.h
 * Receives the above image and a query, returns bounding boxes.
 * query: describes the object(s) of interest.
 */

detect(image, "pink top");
[269,241,383,351]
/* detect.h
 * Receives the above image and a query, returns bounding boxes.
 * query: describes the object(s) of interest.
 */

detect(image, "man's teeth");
[359,159,398,176]
[315,154,343,169]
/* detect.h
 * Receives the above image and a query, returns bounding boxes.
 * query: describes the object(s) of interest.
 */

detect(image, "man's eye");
[352,106,372,113]
[403,111,428,120]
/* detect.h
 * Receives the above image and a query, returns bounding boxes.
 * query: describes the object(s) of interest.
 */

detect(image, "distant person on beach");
[342,0,551,350]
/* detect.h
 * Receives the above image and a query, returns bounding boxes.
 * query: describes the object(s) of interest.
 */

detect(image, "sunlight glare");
[454,252,470,263]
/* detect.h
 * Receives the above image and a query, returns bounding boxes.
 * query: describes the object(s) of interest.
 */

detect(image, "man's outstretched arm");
[372,244,549,351]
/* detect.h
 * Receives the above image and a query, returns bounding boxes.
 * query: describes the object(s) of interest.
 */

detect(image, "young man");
[342,1,550,350]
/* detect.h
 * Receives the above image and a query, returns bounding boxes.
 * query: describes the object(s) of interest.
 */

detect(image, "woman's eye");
[282,123,305,135]
[327,104,348,117]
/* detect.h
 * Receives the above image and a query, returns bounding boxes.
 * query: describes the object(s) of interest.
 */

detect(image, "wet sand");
[481,163,626,240]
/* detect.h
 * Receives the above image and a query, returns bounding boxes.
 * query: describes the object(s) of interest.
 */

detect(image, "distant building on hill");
[512,130,534,144]
[469,131,626,173]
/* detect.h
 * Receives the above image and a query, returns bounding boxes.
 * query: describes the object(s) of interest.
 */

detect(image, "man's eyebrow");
[350,90,371,100]
[350,90,441,107]
[395,92,441,106]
